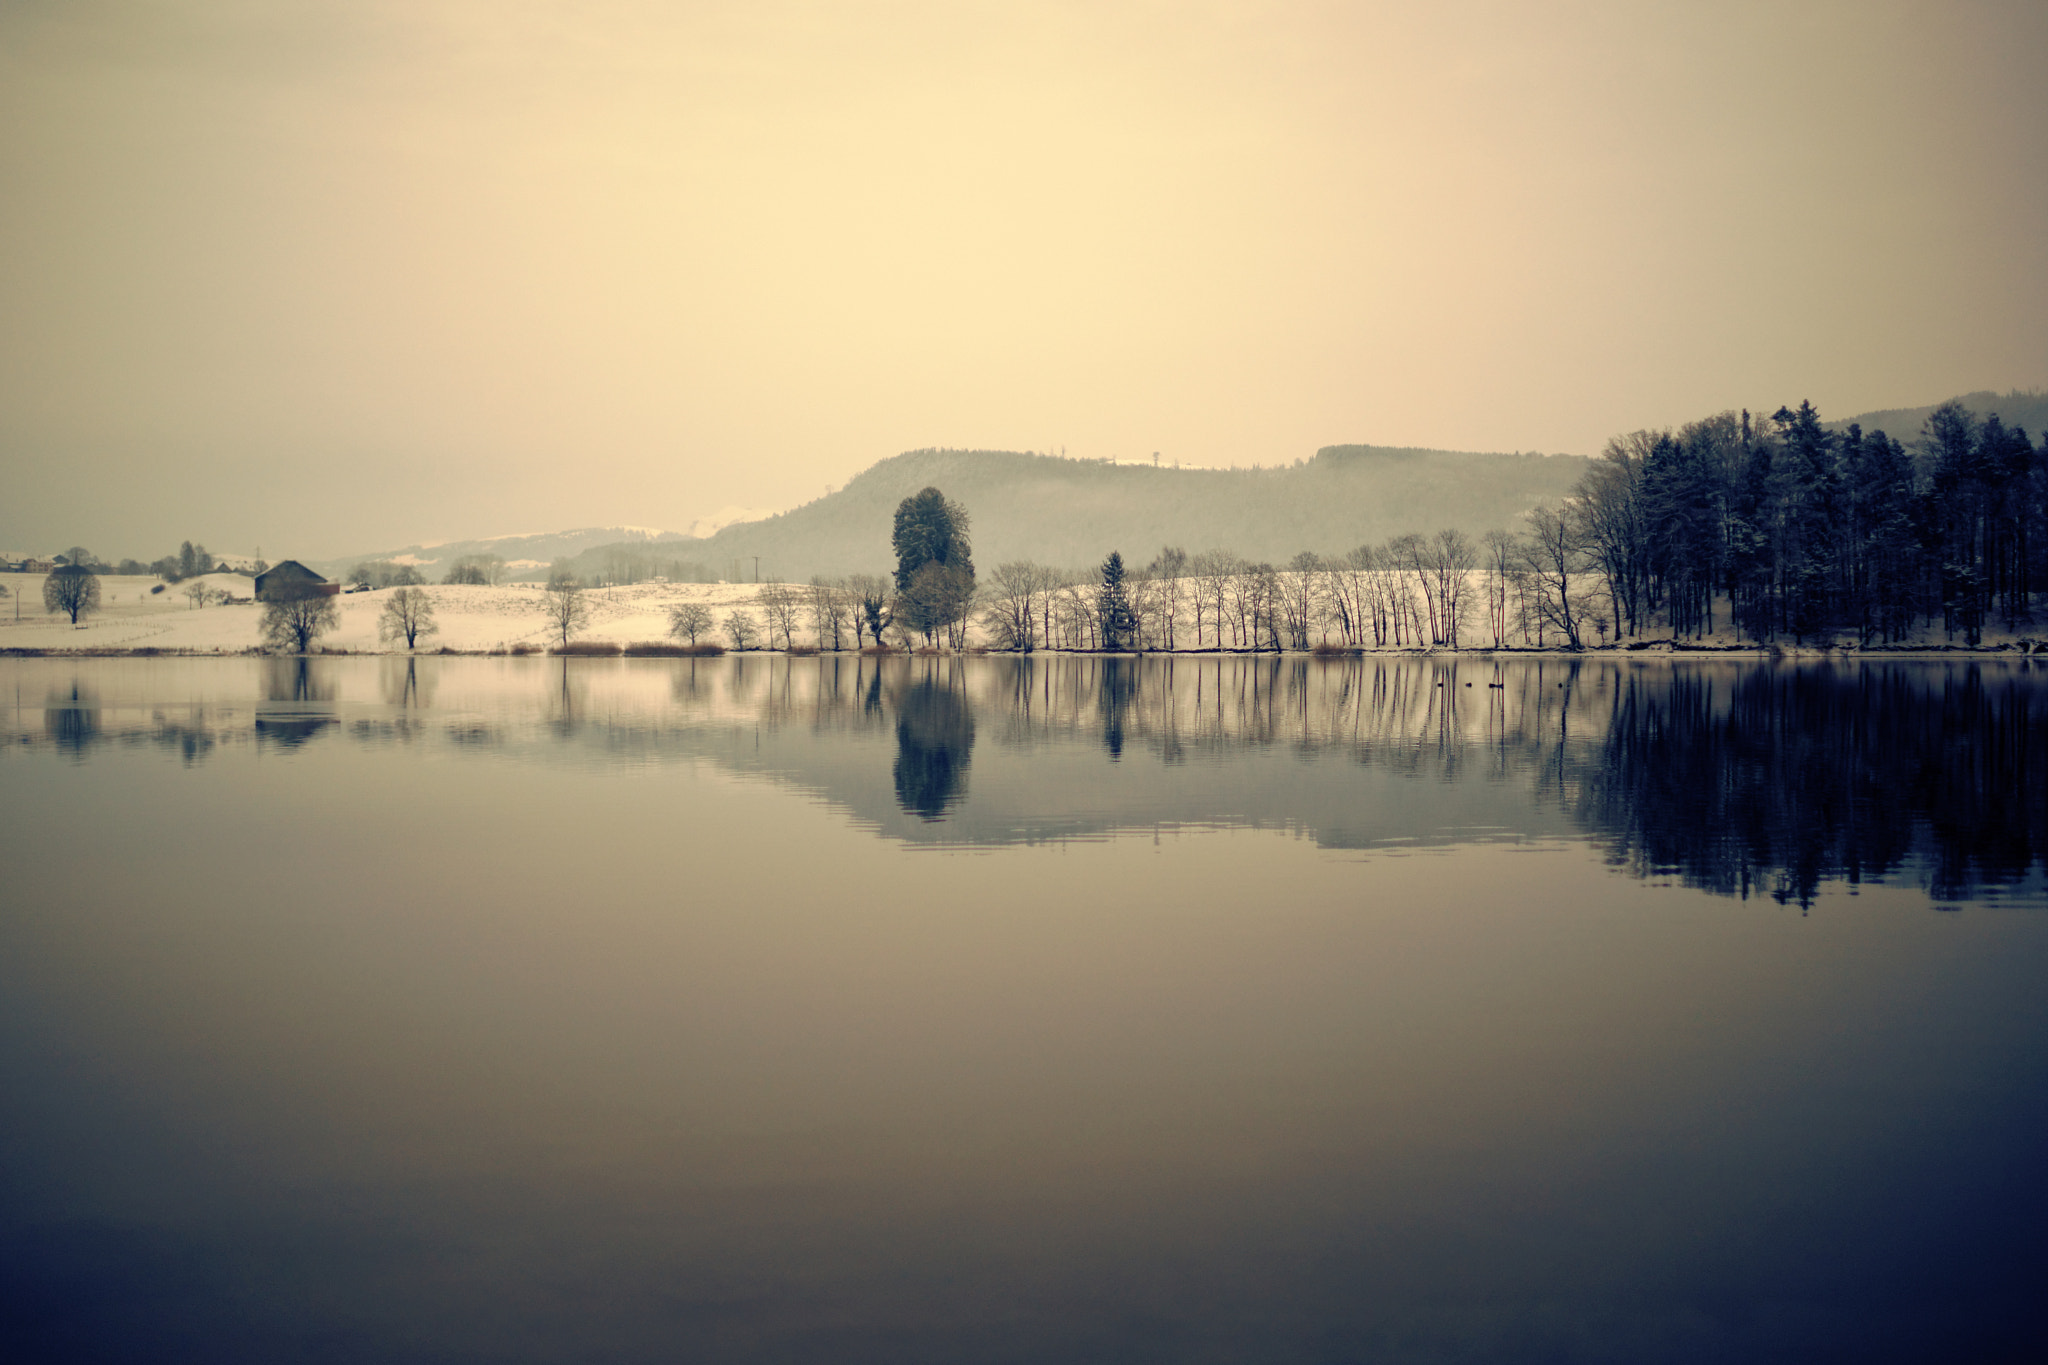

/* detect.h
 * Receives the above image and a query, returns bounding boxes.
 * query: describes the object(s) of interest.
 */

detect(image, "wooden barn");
[254,561,338,601]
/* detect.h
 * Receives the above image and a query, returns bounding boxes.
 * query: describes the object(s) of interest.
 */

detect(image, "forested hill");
[1832,389,2048,441]
[588,445,1589,582]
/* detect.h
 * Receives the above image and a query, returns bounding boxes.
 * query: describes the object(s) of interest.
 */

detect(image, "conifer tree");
[1097,551,1137,649]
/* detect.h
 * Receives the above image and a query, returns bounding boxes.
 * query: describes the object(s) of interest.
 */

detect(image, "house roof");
[257,560,326,582]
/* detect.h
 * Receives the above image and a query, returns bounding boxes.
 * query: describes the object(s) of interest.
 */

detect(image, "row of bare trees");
[701,536,1601,654]
[971,536,1525,653]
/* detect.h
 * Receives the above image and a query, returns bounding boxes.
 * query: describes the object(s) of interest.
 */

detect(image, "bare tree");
[444,554,505,586]
[540,578,590,648]
[1149,546,1188,649]
[1126,568,1161,649]
[982,560,1047,650]
[1278,552,1321,648]
[1222,558,1263,648]
[43,565,102,624]
[1425,529,1477,649]
[1578,432,1653,638]
[668,600,714,645]
[1187,549,1236,647]
[1337,545,1378,646]
[898,562,973,648]
[846,574,892,648]
[1522,503,1591,649]
[1482,529,1519,647]
[378,586,439,649]
[351,560,425,589]
[757,583,803,649]
[723,609,760,650]
[1054,577,1097,649]
[808,577,849,649]
[1250,563,1285,649]
[183,579,223,609]
[261,583,340,653]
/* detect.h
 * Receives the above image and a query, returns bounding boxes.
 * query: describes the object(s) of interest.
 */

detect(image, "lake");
[3,654,2045,1363]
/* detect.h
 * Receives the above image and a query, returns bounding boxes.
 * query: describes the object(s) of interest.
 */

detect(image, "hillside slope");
[1831,389,2048,442]
[574,445,1589,583]
[310,526,695,582]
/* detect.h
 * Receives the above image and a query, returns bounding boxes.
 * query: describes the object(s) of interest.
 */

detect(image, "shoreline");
[5,642,2043,660]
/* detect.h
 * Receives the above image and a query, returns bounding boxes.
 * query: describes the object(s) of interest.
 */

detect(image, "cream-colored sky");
[3,0,2044,558]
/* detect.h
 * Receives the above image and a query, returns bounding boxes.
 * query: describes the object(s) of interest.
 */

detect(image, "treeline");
[21,541,264,581]
[549,545,716,587]
[1564,400,2047,646]
[929,398,2048,652]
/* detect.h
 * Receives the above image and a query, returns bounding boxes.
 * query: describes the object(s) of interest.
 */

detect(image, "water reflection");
[42,683,98,755]
[380,656,437,710]
[1573,663,2048,907]
[6,655,2044,904]
[548,657,586,737]
[263,655,335,703]
[255,657,337,748]
[894,669,975,819]
[1098,656,1137,758]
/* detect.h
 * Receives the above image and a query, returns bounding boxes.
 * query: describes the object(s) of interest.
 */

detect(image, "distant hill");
[1830,389,2048,442]
[311,525,695,580]
[561,445,1592,583]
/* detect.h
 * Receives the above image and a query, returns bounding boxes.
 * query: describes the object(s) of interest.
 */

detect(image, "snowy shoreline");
[4,643,2041,660]
[4,574,2041,658]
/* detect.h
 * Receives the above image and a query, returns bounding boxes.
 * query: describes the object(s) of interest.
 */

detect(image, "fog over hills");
[560,444,1590,583]
[308,526,686,580]
[319,389,2046,584]
[1828,389,2048,443]
[309,513,767,581]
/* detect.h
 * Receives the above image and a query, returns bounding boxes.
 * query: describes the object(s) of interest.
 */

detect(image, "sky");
[3,0,2044,560]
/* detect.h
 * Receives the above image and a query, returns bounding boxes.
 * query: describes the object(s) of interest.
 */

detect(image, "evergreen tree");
[1642,425,1727,638]
[1097,551,1137,649]
[891,487,973,592]
[1844,426,1920,642]
[1923,401,1986,642]
[1772,401,1841,642]
[1979,415,2036,626]
[1729,425,1781,641]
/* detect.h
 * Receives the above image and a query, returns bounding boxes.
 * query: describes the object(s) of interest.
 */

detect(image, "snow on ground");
[2,571,2040,655]
[0,576,787,653]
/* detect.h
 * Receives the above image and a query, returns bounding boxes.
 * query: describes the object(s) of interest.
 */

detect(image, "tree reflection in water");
[1098,657,1137,759]
[893,668,975,819]
[5,655,2043,902]
[256,658,338,749]
[42,683,98,755]
[1572,662,2048,906]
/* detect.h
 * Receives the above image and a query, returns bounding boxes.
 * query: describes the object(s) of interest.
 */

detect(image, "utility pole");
[752,556,760,584]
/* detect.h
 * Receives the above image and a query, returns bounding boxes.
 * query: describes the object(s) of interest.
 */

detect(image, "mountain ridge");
[561,443,1591,583]
[318,388,2047,583]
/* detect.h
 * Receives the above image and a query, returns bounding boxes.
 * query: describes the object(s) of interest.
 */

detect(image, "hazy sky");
[4,0,2044,559]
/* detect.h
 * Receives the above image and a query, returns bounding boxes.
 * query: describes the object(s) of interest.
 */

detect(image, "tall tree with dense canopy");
[892,487,973,592]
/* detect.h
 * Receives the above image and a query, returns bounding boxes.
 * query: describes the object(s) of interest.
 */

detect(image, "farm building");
[254,561,338,601]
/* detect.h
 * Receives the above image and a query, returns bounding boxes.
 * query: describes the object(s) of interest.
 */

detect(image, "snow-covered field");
[3,572,2039,655]
[0,576,781,653]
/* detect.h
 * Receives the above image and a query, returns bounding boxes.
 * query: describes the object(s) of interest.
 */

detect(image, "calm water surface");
[3,655,2045,1363]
